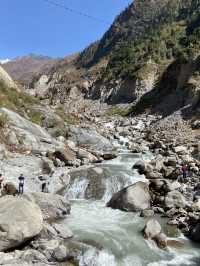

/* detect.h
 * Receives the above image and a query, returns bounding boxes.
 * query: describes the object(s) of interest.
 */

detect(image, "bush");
[0,113,9,128]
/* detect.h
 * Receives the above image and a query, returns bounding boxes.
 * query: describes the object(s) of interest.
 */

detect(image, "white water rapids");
[62,149,200,266]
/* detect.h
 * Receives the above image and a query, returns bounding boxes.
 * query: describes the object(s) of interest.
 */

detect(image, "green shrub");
[0,113,9,128]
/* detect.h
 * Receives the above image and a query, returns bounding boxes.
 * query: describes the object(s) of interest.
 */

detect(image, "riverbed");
[64,150,200,266]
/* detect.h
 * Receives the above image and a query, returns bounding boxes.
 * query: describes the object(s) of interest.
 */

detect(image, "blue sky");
[0,0,131,59]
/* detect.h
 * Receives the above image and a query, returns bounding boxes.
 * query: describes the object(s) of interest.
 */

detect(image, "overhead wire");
[42,0,111,25]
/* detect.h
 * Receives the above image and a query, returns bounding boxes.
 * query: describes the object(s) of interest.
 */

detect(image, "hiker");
[18,174,25,194]
[0,174,4,189]
[38,175,48,193]
[180,164,188,183]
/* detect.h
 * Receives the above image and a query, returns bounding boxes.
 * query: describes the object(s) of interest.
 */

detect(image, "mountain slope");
[78,0,193,67]
[2,54,59,85]
[27,0,200,116]
[80,0,200,106]
[0,66,17,89]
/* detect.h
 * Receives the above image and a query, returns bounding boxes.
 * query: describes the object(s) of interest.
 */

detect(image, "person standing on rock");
[18,174,25,194]
[180,164,188,183]
[0,174,4,189]
[38,175,48,193]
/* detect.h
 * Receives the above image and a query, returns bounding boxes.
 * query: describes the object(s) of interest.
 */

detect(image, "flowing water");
[63,149,200,266]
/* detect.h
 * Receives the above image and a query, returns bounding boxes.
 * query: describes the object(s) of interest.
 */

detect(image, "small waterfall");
[64,151,148,201]
[66,179,90,199]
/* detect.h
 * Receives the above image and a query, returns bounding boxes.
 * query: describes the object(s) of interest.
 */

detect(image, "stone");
[25,193,71,221]
[53,223,73,239]
[0,108,63,152]
[162,166,175,178]
[174,146,188,155]
[145,171,162,179]
[66,125,114,152]
[140,209,154,217]
[151,155,165,172]
[0,196,43,251]
[164,157,177,167]
[53,147,76,166]
[165,191,187,209]
[190,223,200,242]
[107,181,151,212]
[192,200,200,212]
[53,244,69,262]
[143,219,162,239]
[7,131,19,145]
[132,160,146,174]
[150,179,165,191]
[163,180,181,193]
[154,233,167,249]
[1,182,18,196]
[77,148,98,163]
[102,152,117,160]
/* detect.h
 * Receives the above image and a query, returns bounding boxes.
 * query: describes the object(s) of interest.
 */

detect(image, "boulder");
[1,182,18,196]
[0,196,43,251]
[143,219,162,239]
[174,146,188,155]
[53,223,73,239]
[146,171,162,180]
[53,147,76,166]
[150,155,165,172]
[0,108,63,152]
[150,179,165,191]
[102,152,117,160]
[154,233,167,249]
[190,223,200,242]
[25,193,71,220]
[107,181,151,212]
[132,160,146,174]
[163,180,181,193]
[192,200,200,212]
[140,209,154,217]
[165,191,187,209]
[77,148,98,162]
[66,125,113,152]
[164,157,177,167]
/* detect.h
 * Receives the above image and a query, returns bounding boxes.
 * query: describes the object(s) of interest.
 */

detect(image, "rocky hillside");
[2,54,59,85]
[86,0,200,105]
[25,0,200,117]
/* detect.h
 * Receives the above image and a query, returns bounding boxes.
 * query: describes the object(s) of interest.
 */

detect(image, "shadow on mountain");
[130,56,200,119]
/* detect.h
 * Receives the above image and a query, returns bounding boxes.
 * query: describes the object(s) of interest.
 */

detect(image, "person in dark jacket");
[18,174,25,194]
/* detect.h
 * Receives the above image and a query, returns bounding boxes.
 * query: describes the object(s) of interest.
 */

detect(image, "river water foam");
[63,150,200,266]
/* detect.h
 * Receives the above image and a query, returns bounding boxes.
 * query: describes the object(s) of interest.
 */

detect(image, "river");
[63,147,200,266]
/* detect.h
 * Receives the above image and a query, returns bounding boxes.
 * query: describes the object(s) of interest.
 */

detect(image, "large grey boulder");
[107,181,151,212]
[66,165,135,201]
[66,125,113,152]
[25,193,71,221]
[165,191,187,209]
[0,108,64,152]
[0,196,43,251]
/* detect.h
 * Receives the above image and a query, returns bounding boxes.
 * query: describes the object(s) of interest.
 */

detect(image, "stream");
[63,147,200,266]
